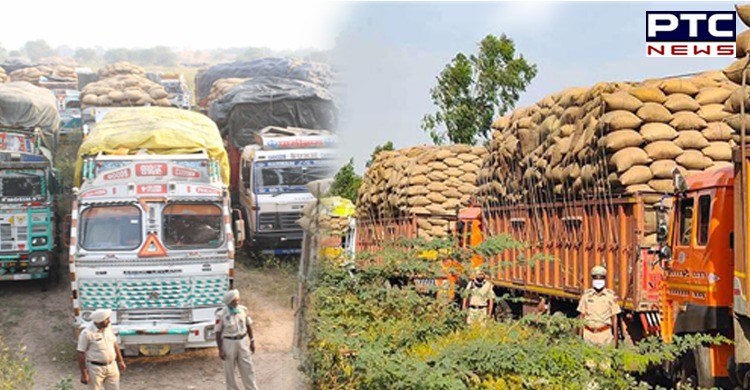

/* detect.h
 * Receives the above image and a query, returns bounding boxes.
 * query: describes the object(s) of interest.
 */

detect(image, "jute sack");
[676,150,713,170]
[697,104,731,122]
[674,130,710,149]
[637,102,674,123]
[725,88,750,113]
[611,147,652,172]
[724,57,750,85]
[695,87,733,105]
[664,93,700,112]
[703,122,734,141]
[650,160,679,179]
[702,142,732,161]
[602,129,643,151]
[724,113,750,133]
[620,165,653,186]
[737,4,750,28]
[737,29,750,58]
[601,110,643,130]
[641,123,678,141]
[711,161,734,170]
[630,86,667,103]
[671,111,708,130]
[645,141,684,160]
[649,179,675,192]
[603,91,643,111]
[660,79,700,96]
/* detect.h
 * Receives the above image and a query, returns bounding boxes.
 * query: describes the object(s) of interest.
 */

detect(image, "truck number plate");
[139,344,170,356]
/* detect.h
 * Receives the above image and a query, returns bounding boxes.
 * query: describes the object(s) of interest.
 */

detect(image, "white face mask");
[592,279,606,290]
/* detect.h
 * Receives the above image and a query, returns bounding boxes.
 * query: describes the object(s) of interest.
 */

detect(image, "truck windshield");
[254,161,335,193]
[163,203,223,249]
[80,205,142,251]
[0,170,45,202]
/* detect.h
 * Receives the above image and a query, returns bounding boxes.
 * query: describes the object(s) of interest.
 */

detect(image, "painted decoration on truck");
[136,184,167,194]
[172,166,200,179]
[136,163,167,177]
[103,168,131,181]
[0,133,32,153]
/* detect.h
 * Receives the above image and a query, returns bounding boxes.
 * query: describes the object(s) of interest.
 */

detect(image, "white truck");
[238,126,337,255]
[67,107,244,356]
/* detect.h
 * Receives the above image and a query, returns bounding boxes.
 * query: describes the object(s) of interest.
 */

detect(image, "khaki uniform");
[465,280,496,325]
[216,305,259,390]
[76,324,120,390]
[577,288,621,346]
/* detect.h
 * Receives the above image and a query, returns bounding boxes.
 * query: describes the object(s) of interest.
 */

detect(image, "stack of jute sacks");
[357,144,487,239]
[206,78,249,107]
[477,71,741,245]
[9,64,77,83]
[0,67,7,83]
[80,62,170,108]
[722,4,750,136]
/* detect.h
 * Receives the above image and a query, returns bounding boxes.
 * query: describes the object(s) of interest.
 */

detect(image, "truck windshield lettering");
[254,160,335,193]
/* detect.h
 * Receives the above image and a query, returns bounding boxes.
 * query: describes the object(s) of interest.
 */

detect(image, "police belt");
[88,360,114,366]
[584,324,612,333]
[223,333,247,340]
[469,305,487,309]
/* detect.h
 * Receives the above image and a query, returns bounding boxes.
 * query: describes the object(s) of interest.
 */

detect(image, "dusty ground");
[0,253,309,390]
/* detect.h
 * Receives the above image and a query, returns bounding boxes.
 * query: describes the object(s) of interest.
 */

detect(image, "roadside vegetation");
[302,237,727,390]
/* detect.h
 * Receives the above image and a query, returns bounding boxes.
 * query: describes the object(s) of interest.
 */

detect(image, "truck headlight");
[260,224,275,231]
[82,311,92,322]
[32,237,47,246]
[30,254,47,264]
[205,325,216,340]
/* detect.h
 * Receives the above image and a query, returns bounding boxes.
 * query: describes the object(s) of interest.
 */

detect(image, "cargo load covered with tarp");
[74,107,229,186]
[195,57,334,104]
[0,81,60,154]
[209,76,337,147]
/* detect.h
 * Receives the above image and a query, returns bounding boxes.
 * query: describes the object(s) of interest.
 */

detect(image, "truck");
[656,145,750,389]
[237,126,337,255]
[146,72,192,110]
[0,81,62,285]
[67,106,245,356]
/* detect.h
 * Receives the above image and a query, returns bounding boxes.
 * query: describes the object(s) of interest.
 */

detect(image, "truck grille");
[119,309,191,322]
[258,212,302,230]
[0,224,11,250]
[79,276,228,311]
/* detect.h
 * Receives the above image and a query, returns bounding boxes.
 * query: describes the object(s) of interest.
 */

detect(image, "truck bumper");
[81,321,219,356]
[250,231,303,254]
[0,258,50,281]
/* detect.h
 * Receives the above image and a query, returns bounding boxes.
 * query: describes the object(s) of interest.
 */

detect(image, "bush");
[0,336,35,390]
[303,238,728,390]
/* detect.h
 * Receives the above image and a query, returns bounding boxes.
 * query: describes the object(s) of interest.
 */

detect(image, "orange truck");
[658,153,747,389]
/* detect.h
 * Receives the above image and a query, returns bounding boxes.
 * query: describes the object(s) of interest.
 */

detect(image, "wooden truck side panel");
[485,195,662,312]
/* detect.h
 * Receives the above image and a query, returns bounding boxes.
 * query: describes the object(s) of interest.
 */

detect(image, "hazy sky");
[0,1,351,51]
[331,1,744,173]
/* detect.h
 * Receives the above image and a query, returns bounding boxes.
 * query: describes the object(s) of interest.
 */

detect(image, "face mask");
[228,306,240,314]
[592,280,606,290]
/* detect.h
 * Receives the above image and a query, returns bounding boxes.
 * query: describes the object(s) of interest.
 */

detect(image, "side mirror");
[656,223,669,244]
[658,245,673,269]
[232,209,245,247]
[62,214,72,248]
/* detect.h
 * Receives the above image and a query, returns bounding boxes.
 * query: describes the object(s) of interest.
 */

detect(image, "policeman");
[462,267,496,325]
[216,289,259,390]
[577,265,621,347]
[76,309,126,390]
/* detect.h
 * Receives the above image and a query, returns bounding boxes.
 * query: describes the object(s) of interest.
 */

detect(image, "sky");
[330,1,745,173]
[0,1,351,51]
[2,1,745,174]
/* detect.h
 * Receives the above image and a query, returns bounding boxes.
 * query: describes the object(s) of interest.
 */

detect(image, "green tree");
[366,141,394,168]
[329,158,362,203]
[23,39,55,61]
[103,48,129,63]
[74,48,97,64]
[422,34,537,145]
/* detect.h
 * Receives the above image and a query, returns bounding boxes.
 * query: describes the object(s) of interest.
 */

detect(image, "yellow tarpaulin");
[319,197,355,218]
[74,107,230,186]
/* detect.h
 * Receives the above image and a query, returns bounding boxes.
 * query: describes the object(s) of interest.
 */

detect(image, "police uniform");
[77,322,120,390]
[577,287,621,346]
[216,304,259,390]
[465,280,496,325]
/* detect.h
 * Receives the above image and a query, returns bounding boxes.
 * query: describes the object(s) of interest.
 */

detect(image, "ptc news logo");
[646,11,736,57]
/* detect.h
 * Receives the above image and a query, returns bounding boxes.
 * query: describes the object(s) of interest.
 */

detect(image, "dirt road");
[0,255,309,390]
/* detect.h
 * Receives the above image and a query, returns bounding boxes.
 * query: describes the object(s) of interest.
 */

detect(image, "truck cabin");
[661,167,734,341]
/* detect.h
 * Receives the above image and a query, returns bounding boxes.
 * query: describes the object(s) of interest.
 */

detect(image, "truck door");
[239,159,256,238]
